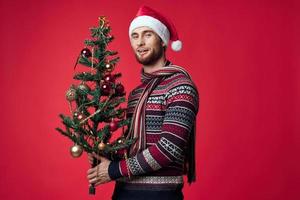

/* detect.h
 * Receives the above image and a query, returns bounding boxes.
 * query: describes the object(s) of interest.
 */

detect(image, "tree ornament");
[101,82,111,96]
[73,111,85,121]
[103,74,115,83]
[70,144,83,158]
[115,83,125,96]
[77,113,85,121]
[105,63,114,72]
[117,138,124,144]
[81,48,92,58]
[98,141,106,151]
[78,82,90,94]
[109,119,118,132]
[73,111,79,118]
[66,88,77,102]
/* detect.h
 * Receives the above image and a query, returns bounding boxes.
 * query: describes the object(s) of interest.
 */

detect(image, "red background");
[0,0,299,200]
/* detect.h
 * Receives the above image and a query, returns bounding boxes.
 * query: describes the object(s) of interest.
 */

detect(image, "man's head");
[130,26,166,66]
[129,6,182,54]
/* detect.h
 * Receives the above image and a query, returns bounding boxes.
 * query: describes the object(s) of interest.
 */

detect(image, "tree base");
[89,185,96,195]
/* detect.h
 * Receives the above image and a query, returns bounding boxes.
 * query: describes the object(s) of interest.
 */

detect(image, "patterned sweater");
[108,65,199,190]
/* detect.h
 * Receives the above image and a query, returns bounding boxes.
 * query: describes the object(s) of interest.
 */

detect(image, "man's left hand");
[87,153,111,186]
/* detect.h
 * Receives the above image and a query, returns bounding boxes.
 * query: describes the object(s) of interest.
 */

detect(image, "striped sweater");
[108,65,199,189]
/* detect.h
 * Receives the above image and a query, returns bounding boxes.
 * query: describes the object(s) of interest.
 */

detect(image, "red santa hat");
[129,5,182,52]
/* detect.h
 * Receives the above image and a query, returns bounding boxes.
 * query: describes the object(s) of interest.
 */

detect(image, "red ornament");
[105,63,114,72]
[103,74,115,83]
[77,113,85,121]
[101,82,111,96]
[81,48,92,58]
[109,120,118,132]
[73,112,85,121]
[115,83,125,96]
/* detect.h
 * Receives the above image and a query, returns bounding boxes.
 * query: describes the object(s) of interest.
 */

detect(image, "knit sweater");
[108,64,199,190]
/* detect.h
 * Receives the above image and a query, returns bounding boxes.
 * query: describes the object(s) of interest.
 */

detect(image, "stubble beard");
[135,45,164,66]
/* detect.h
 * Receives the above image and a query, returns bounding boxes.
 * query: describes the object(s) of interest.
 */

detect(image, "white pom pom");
[171,40,182,51]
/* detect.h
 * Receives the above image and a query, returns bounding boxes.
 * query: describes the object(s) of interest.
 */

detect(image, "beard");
[135,44,164,66]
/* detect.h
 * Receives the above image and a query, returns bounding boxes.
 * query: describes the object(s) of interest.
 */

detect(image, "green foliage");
[56,17,133,159]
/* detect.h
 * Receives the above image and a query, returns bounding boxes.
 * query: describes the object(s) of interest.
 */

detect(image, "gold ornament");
[70,144,83,158]
[98,141,106,151]
[78,82,90,93]
[105,63,114,72]
[66,88,77,102]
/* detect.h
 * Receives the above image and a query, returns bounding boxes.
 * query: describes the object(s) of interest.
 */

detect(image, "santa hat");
[129,5,182,52]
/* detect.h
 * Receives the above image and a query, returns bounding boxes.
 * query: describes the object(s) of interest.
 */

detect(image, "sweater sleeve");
[108,82,199,180]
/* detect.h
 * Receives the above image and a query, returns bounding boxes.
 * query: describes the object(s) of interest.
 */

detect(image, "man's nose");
[137,37,145,46]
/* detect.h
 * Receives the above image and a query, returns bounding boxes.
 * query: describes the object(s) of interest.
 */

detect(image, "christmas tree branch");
[73,72,100,81]
[80,94,112,125]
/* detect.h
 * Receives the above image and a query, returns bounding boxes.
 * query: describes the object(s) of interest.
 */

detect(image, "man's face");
[130,26,165,66]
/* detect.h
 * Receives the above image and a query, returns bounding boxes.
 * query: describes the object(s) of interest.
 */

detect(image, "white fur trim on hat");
[129,15,170,45]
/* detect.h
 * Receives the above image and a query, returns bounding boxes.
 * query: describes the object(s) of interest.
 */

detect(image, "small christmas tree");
[56,16,134,195]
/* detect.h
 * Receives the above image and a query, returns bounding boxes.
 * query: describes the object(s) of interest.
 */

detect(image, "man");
[87,5,199,200]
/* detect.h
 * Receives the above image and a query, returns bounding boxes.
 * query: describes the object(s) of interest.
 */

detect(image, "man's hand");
[87,153,111,186]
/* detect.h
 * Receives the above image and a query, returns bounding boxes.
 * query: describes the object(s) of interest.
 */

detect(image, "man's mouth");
[137,48,149,56]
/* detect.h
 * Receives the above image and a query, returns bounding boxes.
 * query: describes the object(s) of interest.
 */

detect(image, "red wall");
[0,0,299,200]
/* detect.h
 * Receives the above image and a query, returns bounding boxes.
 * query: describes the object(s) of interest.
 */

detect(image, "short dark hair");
[157,36,167,52]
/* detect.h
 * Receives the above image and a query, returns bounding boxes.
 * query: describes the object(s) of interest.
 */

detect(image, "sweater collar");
[140,60,171,83]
